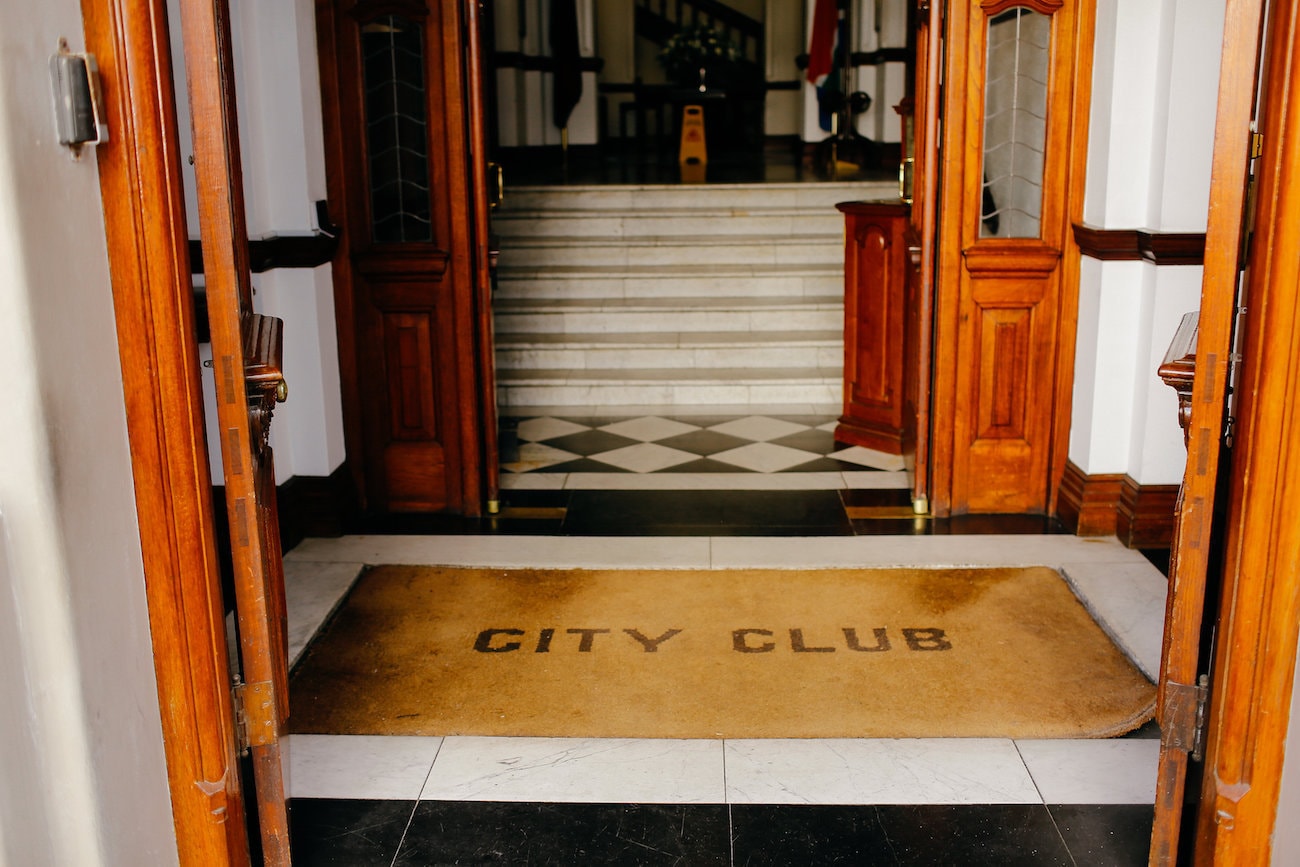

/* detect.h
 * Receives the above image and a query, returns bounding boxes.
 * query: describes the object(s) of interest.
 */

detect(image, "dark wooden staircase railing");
[634,0,763,68]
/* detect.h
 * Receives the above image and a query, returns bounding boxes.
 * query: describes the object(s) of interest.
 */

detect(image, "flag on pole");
[806,0,846,132]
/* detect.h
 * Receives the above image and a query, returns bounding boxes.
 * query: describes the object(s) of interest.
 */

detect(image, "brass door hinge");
[231,677,277,755]
[1162,674,1210,762]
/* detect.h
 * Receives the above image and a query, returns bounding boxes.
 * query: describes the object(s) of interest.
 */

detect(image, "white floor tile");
[597,416,701,441]
[284,734,441,800]
[563,472,847,490]
[724,739,1041,805]
[288,535,713,569]
[707,535,1148,570]
[707,415,812,441]
[501,442,580,473]
[829,445,907,472]
[1016,739,1160,804]
[516,417,590,442]
[841,471,912,489]
[710,442,823,472]
[421,737,725,804]
[1060,562,1168,681]
[285,560,363,666]
[499,473,569,490]
[588,442,700,472]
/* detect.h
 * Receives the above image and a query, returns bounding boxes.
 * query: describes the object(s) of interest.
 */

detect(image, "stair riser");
[501,240,842,268]
[495,308,841,334]
[496,344,842,371]
[499,381,842,409]
[502,183,896,212]
[494,272,843,300]
[494,212,844,239]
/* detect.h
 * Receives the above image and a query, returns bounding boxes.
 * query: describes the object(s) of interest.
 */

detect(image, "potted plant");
[658,24,740,91]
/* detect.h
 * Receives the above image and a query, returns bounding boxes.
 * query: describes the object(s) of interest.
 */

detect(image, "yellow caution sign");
[678,104,707,182]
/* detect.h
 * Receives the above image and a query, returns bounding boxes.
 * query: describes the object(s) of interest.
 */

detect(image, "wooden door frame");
[81,0,253,863]
[927,0,1095,517]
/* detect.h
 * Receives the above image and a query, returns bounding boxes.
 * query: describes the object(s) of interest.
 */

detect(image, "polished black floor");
[290,799,1155,866]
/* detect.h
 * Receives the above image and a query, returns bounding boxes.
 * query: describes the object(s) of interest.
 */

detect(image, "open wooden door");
[179,0,293,861]
[1146,0,1268,861]
[903,0,944,513]
[929,0,1093,516]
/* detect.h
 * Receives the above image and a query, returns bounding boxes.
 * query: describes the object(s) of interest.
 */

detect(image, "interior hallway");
[280,410,1167,864]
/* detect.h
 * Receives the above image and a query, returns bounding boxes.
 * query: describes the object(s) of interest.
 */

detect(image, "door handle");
[489,162,503,209]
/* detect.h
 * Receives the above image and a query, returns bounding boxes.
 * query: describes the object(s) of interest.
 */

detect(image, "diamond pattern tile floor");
[502,414,904,484]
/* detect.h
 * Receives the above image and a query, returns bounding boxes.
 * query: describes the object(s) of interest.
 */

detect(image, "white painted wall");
[1071,0,1224,485]
[169,0,347,485]
[1276,660,1300,864]
[0,2,177,864]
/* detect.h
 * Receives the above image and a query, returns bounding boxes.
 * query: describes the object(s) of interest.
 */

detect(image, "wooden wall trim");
[1117,476,1179,549]
[275,464,356,552]
[1056,460,1124,537]
[1056,461,1177,548]
[1072,222,1207,265]
[81,0,251,862]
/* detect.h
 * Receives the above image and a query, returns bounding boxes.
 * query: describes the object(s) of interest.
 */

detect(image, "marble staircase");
[492,181,896,410]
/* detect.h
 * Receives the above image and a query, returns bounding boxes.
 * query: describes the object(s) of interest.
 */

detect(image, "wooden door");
[930,0,1092,515]
[318,0,494,515]
[904,0,944,514]
[1146,0,1268,860]
[178,0,293,861]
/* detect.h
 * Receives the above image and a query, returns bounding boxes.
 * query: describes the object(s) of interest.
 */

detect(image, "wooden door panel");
[321,0,493,516]
[933,0,1089,516]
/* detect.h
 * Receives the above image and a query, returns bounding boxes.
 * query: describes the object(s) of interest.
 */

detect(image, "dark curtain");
[550,0,583,129]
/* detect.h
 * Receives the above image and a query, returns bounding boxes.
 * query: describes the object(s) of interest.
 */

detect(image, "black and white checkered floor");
[499,413,908,490]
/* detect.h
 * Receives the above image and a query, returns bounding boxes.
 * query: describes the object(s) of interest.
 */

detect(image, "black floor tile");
[731,805,899,866]
[841,489,914,508]
[561,489,855,535]
[290,798,413,866]
[542,429,641,455]
[768,428,838,454]
[876,804,1073,866]
[782,457,864,472]
[392,801,730,866]
[1048,804,1154,866]
[654,429,753,455]
[658,458,753,473]
[538,457,635,474]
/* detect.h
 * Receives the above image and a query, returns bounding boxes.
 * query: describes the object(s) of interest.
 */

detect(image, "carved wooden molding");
[1158,311,1198,446]
[982,0,1063,17]
[1073,222,1207,265]
[1117,476,1179,549]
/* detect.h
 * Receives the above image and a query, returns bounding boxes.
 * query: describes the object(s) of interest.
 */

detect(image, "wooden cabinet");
[835,202,915,456]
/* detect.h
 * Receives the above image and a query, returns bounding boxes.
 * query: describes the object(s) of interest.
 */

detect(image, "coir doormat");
[288,565,1155,739]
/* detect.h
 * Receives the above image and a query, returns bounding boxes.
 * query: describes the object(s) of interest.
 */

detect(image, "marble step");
[494,262,843,301]
[496,366,842,409]
[501,180,898,213]
[493,296,842,335]
[498,233,843,268]
[495,330,842,371]
[493,206,844,240]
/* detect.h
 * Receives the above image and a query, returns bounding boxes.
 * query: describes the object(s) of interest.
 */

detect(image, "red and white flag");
[806,0,840,87]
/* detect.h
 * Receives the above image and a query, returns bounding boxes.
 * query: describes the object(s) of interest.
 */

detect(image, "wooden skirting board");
[1058,461,1179,549]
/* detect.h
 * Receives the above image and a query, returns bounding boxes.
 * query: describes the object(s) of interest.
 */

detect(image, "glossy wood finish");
[1147,0,1265,861]
[1056,461,1123,537]
[908,0,941,511]
[318,0,490,515]
[80,0,252,863]
[835,202,912,456]
[1157,311,1199,445]
[1073,224,1207,265]
[930,0,1094,515]
[178,0,292,860]
[1192,0,1300,860]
